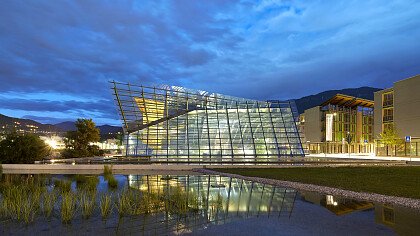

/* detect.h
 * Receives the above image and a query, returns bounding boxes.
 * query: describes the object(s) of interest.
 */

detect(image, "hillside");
[0,114,59,133]
[0,114,122,139]
[294,86,381,114]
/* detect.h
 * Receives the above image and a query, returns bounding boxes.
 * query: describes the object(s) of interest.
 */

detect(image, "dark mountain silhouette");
[55,121,76,132]
[0,114,59,133]
[294,86,381,114]
[1,114,122,139]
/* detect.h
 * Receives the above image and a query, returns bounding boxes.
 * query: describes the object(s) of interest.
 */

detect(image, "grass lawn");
[212,166,420,199]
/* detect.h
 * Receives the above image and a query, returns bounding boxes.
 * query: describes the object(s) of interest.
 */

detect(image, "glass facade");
[112,81,304,163]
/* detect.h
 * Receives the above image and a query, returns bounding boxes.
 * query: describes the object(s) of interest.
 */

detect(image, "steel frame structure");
[112,81,304,163]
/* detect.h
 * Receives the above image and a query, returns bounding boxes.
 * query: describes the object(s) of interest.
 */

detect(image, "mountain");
[55,121,122,133]
[294,86,381,114]
[0,114,59,133]
[55,121,76,132]
[0,114,122,139]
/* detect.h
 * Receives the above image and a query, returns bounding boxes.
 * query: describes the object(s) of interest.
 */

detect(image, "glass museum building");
[112,81,304,164]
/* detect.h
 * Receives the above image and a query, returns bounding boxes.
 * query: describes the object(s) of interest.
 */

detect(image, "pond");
[0,172,419,235]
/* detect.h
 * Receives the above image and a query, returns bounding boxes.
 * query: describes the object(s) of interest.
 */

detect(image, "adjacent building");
[112,81,304,163]
[301,94,374,154]
[374,74,420,156]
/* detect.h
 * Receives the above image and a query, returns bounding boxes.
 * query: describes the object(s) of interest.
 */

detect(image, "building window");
[383,92,393,107]
[383,108,393,122]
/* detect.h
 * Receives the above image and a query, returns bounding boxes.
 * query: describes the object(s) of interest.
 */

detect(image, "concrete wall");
[394,75,420,138]
[303,106,323,142]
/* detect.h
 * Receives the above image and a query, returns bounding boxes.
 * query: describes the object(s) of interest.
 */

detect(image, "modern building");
[300,94,374,154]
[374,74,420,156]
[112,81,304,163]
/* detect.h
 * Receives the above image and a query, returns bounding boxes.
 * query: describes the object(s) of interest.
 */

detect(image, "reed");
[79,190,96,219]
[116,189,137,217]
[60,191,77,224]
[188,193,200,212]
[99,193,112,219]
[21,197,37,224]
[0,183,43,224]
[216,193,223,209]
[107,175,118,189]
[103,165,113,176]
[76,176,99,191]
[73,174,88,183]
[42,190,58,218]
[54,179,72,193]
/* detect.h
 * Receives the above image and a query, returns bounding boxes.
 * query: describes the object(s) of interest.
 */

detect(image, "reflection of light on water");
[327,195,338,206]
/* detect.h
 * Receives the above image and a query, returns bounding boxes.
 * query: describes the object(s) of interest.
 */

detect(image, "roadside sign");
[405,136,411,142]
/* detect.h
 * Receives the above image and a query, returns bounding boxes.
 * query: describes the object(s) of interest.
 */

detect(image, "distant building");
[374,74,420,156]
[301,94,374,154]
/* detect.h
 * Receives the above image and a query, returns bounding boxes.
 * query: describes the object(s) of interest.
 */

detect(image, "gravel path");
[195,168,420,210]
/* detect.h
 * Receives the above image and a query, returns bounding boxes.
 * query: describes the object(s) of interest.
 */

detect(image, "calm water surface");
[0,173,418,235]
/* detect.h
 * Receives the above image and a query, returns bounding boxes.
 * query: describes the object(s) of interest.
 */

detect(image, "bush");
[0,133,51,164]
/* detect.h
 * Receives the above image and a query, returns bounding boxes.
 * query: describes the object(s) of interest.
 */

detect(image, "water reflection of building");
[300,191,374,216]
[375,204,420,236]
[121,175,297,235]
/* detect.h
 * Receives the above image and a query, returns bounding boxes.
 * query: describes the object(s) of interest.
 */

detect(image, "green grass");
[212,166,420,199]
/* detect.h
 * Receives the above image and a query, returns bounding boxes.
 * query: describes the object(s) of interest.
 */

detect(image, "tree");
[345,132,353,157]
[0,133,51,164]
[62,119,102,158]
[378,126,403,156]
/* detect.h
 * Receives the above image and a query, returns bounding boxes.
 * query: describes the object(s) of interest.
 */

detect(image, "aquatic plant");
[107,175,118,189]
[79,190,96,219]
[188,192,200,212]
[54,179,72,192]
[73,174,88,183]
[0,182,44,224]
[99,193,112,219]
[60,191,77,224]
[201,191,207,209]
[76,176,99,191]
[116,189,134,217]
[42,190,58,218]
[216,193,223,209]
[103,165,113,176]
[141,191,161,213]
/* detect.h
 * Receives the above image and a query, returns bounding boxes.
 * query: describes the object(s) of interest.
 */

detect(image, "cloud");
[0,0,420,124]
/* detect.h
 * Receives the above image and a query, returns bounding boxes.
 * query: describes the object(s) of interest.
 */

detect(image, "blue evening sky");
[1,0,420,125]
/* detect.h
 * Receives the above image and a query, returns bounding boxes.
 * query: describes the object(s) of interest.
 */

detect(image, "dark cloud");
[0,0,420,124]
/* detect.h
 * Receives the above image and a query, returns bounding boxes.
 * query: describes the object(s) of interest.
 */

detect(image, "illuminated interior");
[112,81,304,163]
